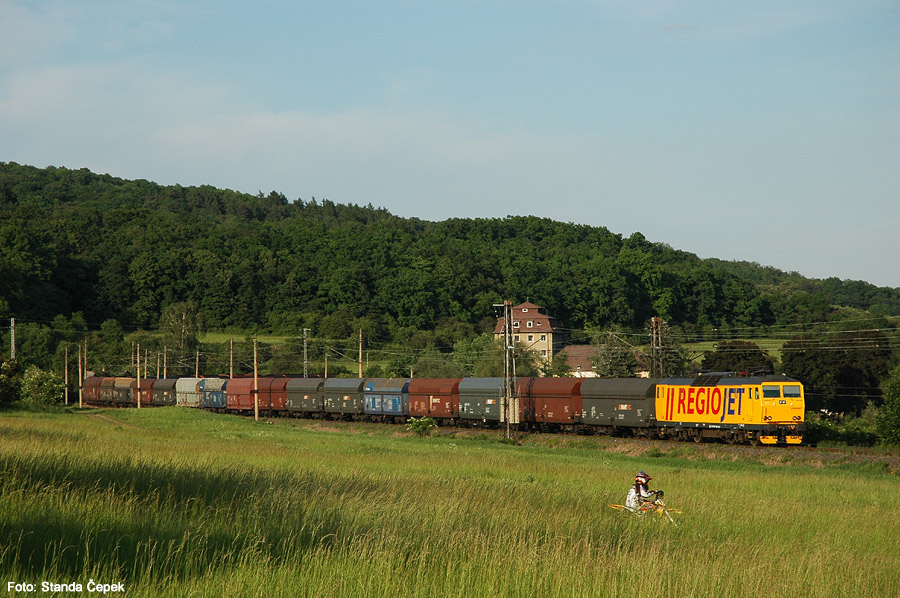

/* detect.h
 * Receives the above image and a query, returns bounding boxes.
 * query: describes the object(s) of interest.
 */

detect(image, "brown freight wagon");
[517,377,584,432]
[83,376,103,405]
[408,378,460,424]
[255,376,290,413]
[255,376,277,412]
[226,377,255,412]
[269,376,289,412]
[98,377,117,404]
[131,377,156,407]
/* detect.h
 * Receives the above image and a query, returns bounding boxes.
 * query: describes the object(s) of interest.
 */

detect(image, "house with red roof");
[493,302,566,362]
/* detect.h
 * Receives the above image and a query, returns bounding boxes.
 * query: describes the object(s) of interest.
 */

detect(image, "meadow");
[0,407,897,597]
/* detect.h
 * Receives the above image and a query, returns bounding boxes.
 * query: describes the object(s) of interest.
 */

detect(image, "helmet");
[635,471,652,484]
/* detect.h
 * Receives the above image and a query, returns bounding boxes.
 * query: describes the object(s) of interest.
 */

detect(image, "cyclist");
[625,471,662,511]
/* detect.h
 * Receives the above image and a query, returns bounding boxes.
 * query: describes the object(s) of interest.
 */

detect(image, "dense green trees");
[4,162,899,339]
[782,330,892,415]
[0,356,22,406]
[876,364,900,445]
[592,331,641,377]
[700,341,775,375]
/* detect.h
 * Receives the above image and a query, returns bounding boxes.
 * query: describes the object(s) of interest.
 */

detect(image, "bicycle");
[609,492,681,524]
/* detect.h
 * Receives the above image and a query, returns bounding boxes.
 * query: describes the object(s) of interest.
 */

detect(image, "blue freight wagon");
[199,378,228,410]
[363,378,411,422]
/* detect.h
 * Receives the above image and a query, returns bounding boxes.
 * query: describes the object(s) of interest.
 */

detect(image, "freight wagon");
[408,378,459,424]
[152,378,177,406]
[286,378,324,415]
[199,378,228,410]
[363,378,411,423]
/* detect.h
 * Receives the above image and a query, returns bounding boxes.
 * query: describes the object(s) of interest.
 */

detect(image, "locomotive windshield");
[783,385,802,398]
[762,386,781,398]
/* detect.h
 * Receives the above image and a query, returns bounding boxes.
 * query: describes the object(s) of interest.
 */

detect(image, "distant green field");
[199,332,294,345]
[1,408,897,597]
[683,337,791,365]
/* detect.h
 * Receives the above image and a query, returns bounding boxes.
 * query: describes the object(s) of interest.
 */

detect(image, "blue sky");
[2,0,899,287]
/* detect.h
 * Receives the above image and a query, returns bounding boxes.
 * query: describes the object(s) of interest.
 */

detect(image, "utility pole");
[229,338,234,379]
[253,335,259,422]
[650,316,664,378]
[504,301,511,440]
[494,301,518,440]
[303,328,309,378]
[10,318,15,361]
[358,329,363,378]
[163,346,167,379]
[136,342,142,409]
[77,343,83,408]
[63,345,69,406]
[195,347,200,378]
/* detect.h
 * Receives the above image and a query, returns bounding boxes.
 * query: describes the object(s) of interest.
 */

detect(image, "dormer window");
[522,308,529,312]
[513,321,520,328]
[527,321,533,328]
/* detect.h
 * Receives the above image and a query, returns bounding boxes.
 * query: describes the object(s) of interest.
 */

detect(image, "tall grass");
[0,407,897,596]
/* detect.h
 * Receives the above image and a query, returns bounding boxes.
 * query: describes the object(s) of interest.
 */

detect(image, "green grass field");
[1,408,897,597]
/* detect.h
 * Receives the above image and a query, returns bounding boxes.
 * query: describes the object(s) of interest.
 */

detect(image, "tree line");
[3,162,899,336]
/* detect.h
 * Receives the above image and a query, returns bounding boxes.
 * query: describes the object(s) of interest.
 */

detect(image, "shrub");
[19,365,66,408]
[406,416,437,437]
[877,365,900,447]
[803,409,880,447]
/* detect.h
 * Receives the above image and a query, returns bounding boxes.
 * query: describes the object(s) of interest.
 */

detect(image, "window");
[513,321,519,328]
[522,308,529,312]
[527,321,533,328]
[541,350,547,356]
[540,335,546,341]
[783,385,802,398]
[514,335,520,341]
[528,335,534,342]
[762,386,781,398]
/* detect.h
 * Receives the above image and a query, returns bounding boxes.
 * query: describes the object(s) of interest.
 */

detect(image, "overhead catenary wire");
[4,313,899,377]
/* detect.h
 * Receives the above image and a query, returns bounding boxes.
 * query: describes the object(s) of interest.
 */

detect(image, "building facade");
[493,302,565,361]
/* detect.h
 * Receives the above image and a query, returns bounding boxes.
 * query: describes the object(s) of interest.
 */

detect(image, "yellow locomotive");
[654,374,804,445]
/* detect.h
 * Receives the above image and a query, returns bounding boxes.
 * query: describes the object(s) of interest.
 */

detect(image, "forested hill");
[2,162,899,336]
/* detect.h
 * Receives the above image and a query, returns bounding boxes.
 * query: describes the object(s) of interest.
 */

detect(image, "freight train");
[82,373,805,445]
